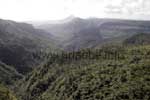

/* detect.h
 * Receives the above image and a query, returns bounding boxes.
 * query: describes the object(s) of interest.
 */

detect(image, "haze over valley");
[0,0,150,100]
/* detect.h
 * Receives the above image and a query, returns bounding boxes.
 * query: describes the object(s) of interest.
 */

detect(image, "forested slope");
[16,45,150,100]
[0,84,17,100]
[0,61,22,85]
[0,19,57,75]
[124,33,150,45]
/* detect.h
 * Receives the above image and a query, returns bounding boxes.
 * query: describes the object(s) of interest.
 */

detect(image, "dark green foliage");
[124,33,150,45]
[0,61,22,85]
[0,84,17,100]
[1,18,150,100]
[16,45,150,100]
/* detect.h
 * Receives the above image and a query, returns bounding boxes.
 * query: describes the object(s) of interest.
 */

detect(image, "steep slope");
[0,61,22,85]
[16,45,150,100]
[0,19,57,74]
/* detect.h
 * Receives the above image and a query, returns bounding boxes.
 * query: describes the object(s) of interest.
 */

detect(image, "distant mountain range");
[1,17,150,77]
[29,17,150,50]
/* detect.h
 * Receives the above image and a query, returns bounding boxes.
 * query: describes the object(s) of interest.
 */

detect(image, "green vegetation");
[16,45,150,100]
[0,61,22,85]
[1,18,150,100]
[0,19,58,75]
[0,84,17,100]
[124,33,150,45]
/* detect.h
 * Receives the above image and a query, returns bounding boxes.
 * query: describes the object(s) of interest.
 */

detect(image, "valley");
[0,18,150,100]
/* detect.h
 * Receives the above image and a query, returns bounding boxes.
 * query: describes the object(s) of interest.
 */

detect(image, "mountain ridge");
[0,18,57,75]
[29,17,150,50]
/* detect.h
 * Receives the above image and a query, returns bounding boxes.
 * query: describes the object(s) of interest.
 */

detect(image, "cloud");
[105,0,150,17]
[0,0,150,21]
[105,5,123,14]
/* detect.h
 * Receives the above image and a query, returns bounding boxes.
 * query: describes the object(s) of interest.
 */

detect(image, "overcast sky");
[0,0,150,21]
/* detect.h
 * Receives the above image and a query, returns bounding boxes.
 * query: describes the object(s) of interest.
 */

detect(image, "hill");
[31,18,150,50]
[1,18,150,100]
[0,19,57,75]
